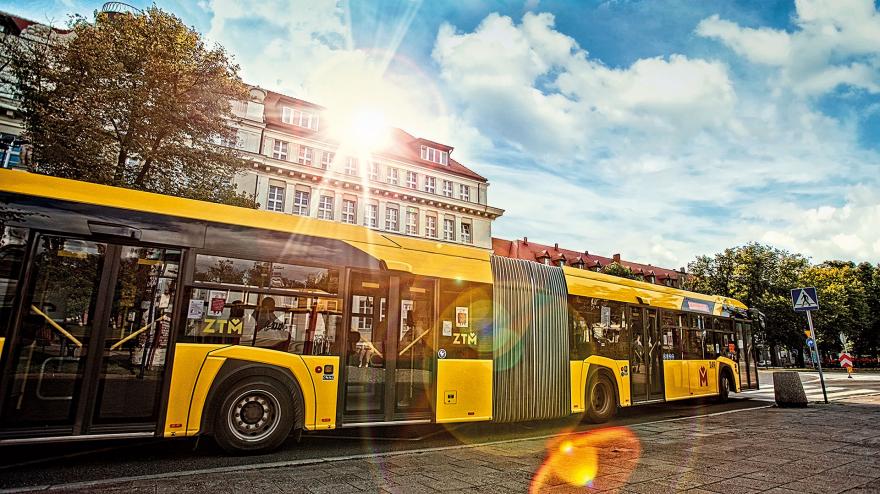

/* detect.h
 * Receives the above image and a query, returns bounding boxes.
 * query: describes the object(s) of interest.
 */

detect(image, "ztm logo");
[699,366,708,387]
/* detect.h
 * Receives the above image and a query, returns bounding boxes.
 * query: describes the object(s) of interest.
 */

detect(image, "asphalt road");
[5,369,879,492]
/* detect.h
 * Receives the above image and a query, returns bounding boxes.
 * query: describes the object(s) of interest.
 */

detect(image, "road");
[742,368,880,402]
[0,369,877,492]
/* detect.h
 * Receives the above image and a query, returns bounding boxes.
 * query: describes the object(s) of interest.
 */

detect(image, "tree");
[799,262,870,357]
[8,7,254,206]
[601,262,639,280]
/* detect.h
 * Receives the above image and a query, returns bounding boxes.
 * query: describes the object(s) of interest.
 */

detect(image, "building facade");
[492,237,688,288]
[224,88,504,249]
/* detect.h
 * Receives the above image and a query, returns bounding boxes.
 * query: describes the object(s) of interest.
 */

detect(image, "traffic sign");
[840,352,853,368]
[792,287,819,312]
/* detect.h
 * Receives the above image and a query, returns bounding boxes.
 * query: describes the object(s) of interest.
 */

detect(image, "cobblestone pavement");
[41,395,880,493]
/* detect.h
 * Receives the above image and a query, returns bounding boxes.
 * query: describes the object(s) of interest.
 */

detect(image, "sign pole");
[806,311,828,404]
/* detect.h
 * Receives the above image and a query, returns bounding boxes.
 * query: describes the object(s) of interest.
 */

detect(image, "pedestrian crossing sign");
[791,287,819,312]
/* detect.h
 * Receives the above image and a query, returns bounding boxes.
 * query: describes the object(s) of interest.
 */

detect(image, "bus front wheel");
[214,377,294,454]
[718,371,731,403]
[586,373,618,423]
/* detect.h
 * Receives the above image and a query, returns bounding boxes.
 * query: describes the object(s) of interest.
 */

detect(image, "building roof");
[491,237,684,280]
[0,11,71,35]
[260,90,487,182]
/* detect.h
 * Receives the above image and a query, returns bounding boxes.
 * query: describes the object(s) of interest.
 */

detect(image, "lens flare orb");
[530,426,640,493]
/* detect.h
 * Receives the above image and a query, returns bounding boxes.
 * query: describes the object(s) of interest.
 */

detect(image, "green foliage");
[8,7,254,207]
[685,242,880,360]
[601,262,640,280]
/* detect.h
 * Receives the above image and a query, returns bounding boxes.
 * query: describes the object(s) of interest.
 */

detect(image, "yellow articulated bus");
[0,170,759,453]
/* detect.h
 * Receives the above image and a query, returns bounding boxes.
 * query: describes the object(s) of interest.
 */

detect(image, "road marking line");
[0,403,773,494]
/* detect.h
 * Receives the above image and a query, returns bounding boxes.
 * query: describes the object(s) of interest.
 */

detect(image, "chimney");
[554,243,559,250]
[523,236,528,245]
[584,251,589,256]
[613,253,621,263]
[679,267,686,273]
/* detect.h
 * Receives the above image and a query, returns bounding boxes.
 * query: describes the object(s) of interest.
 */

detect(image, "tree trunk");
[114,148,128,186]
[795,346,805,367]
[133,157,152,186]
[770,342,779,367]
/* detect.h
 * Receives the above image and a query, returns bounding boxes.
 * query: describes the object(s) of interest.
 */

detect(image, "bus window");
[568,296,595,360]
[438,280,491,359]
[660,311,682,360]
[568,298,629,361]
[182,255,342,355]
[0,226,27,339]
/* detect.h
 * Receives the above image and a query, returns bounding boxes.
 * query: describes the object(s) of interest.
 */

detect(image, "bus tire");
[586,372,618,423]
[213,377,294,454]
[718,370,732,403]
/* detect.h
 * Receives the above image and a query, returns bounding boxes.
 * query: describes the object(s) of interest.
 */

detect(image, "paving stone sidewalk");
[58,395,880,494]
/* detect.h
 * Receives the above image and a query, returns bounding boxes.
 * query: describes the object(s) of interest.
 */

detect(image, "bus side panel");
[164,343,226,437]
[584,356,632,408]
[716,356,741,392]
[186,356,226,436]
[686,360,718,396]
[299,355,340,430]
[435,359,492,423]
[663,361,690,400]
[204,346,336,430]
[570,361,585,413]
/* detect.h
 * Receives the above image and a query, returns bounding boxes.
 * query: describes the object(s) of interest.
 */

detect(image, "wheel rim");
[591,380,611,414]
[227,388,281,443]
[722,376,730,393]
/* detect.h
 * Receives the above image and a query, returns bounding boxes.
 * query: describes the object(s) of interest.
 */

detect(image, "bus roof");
[0,170,748,314]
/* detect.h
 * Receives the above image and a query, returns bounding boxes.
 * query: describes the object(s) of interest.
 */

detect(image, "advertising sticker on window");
[442,320,453,336]
[187,299,204,319]
[600,306,611,328]
[208,290,226,316]
[455,307,469,328]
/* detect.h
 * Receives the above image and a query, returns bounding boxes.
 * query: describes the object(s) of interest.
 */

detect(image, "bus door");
[342,272,435,423]
[0,233,180,437]
[629,307,664,403]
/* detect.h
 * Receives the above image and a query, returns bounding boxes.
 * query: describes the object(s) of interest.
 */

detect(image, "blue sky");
[6,0,880,267]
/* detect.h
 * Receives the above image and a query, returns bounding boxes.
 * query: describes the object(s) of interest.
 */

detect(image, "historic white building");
[225,87,504,249]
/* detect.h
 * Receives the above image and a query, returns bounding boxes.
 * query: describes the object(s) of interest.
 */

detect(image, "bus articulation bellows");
[0,170,759,452]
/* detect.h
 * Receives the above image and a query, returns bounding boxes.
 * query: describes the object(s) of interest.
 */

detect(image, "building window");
[459,184,470,202]
[386,167,399,186]
[219,129,239,148]
[385,206,399,232]
[405,209,418,235]
[317,195,334,220]
[321,151,334,169]
[282,106,319,130]
[365,203,379,228]
[406,171,418,189]
[443,218,455,241]
[293,190,310,216]
[345,157,359,176]
[342,199,356,224]
[369,162,381,181]
[298,146,312,166]
[425,215,437,238]
[461,223,472,244]
[272,140,288,160]
[420,145,448,165]
[267,185,285,212]
[442,180,453,198]
[424,176,436,194]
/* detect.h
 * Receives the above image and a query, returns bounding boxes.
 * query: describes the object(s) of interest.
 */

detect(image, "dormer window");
[281,106,319,131]
[536,250,551,265]
[572,257,585,269]
[420,145,448,165]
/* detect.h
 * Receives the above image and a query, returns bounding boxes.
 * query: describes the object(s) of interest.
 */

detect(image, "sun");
[329,105,391,153]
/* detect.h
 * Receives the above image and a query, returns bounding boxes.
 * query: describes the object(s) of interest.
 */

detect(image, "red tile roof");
[492,237,684,283]
[261,90,487,182]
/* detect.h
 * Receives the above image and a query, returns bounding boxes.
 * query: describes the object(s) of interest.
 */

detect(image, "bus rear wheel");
[214,377,294,454]
[718,372,731,403]
[586,373,618,423]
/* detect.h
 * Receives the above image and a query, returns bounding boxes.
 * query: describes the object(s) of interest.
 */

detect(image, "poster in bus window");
[600,306,611,328]
[455,307,468,328]
[208,290,226,316]
[442,320,453,336]
[187,299,204,319]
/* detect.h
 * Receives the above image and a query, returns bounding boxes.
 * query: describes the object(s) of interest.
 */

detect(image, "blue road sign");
[792,287,819,312]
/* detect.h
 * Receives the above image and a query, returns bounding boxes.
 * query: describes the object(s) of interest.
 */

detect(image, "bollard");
[773,371,808,407]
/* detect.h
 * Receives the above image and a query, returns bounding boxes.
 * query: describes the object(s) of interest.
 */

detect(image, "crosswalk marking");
[740,384,880,402]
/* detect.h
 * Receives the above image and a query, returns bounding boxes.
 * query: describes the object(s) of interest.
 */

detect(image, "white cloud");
[433,9,880,266]
[696,0,880,95]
